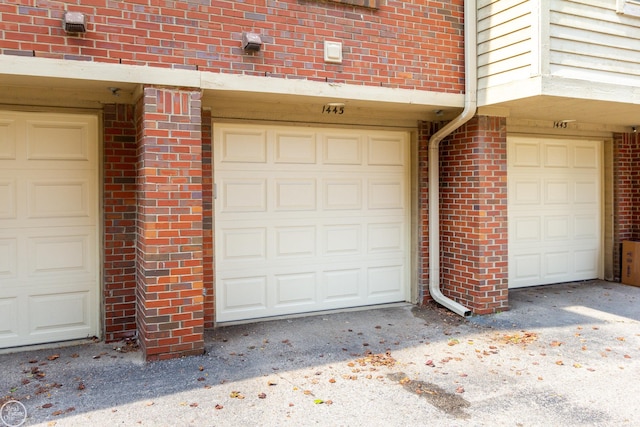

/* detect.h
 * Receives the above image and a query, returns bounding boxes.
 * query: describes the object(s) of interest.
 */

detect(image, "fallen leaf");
[197,377,205,382]
[47,422,56,426]
[267,380,277,386]
[190,402,198,408]
[573,363,582,368]
[198,366,204,371]
[215,404,223,410]
[550,341,563,347]
[77,382,85,391]
[448,339,460,346]
[617,337,626,341]
[303,390,312,395]
[325,400,334,405]
[624,354,631,359]
[555,360,564,365]
[230,391,245,399]
[455,386,465,394]
[42,403,53,409]
[52,410,63,416]
[329,378,336,383]
[313,399,324,404]
[258,393,267,399]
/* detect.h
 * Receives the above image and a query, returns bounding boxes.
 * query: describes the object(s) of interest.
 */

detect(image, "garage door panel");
[321,134,363,165]
[368,135,405,166]
[216,124,409,322]
[324,179,363,210]
[221,179,267,213]
[508,137,601,288]
[274,272,317,307]
[29,290,93,334]
[0,298,19,338]
[275,226,316,258]
[275,179,317,211]
[29,179,91,219]
[28,234,92,276]
[26,120,90,161]
[219,129,267,163]
[511,141,540,167]
[274,131,316,164]
[0,238,17,277]
[0,118,17,159]
[0,179,16,219]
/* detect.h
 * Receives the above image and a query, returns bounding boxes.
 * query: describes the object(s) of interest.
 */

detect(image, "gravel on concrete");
[1,280,639,426]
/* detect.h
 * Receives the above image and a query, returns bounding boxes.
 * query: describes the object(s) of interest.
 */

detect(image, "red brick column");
[419,116,508,314]
[136,86,205,361]
[202,110,215,328]
[103,104,138,342]
[613,132,640,279]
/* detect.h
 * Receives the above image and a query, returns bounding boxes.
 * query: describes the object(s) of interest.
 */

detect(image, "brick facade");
[613,132,640,279]
[0,0,463,92]
[135,87,205,361]
[103,104,138,342]
[419,117,509,314]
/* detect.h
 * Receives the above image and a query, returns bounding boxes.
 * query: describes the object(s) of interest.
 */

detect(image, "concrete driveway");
[1,280,639,426]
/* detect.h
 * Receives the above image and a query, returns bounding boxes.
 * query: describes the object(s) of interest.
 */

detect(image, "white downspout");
[427,0,477,317]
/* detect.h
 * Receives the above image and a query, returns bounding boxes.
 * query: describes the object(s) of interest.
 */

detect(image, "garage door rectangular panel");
[514,216,541,241]
[275,226,316,258]
[544,180,569,204]
[369,180,404,210]
[29,180,90,218]
[368,135,405,166]
[274,132,316,164]
[275,272,317,307]
[512,179,540,205]
[545,216,570,240]
[322,134,362,165]
[221,228,266,261]
[323,269,361,301]
[513,253,541,281]
[575,249,598,274]
[575,215,598,238]
[0,119,17,159]
[574,145,598,168]
[324,179,362,210]
[0,179,16,219]
[324,224,361,255]
[574,181,597,203]
[29,291,91,334]
[0,238,17,277]
[220,276,267,312]
[544,144,569,167]
[367,265,403,296]
[29,234,90,276]
[26,120,90,161]
[221,179,267,213]
[219,128,267,163]
[0,298,19,338]
[368,222,403,253]
[275,179,316,211]
[545,251,570,276]
[511,141,540,167]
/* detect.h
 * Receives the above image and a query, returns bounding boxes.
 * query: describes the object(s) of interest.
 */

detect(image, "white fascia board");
[477,76,543,107]
[201,72,464,109]
[541,76,640,105]
[0,55,201,87]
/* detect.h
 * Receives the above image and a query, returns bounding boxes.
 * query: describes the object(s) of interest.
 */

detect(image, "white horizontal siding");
[549,0,640,86]
[478,0,535,89]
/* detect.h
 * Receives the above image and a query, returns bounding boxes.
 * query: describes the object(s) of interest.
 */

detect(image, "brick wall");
[0,0,464,93]
[419,117,509,314]
[135,86,205,361]
[613,132,640,279]
[202,110,214,328]
[103,104,138,342]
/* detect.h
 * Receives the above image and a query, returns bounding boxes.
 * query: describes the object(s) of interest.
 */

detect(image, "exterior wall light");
[63,11,87,34]
[242,32,262,52]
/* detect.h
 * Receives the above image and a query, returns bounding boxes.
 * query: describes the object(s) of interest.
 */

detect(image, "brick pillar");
[136,86,204,361]
[202,110,215,328]
[419,116,508,314]
[613,132,640,280]
[103,104,138,342]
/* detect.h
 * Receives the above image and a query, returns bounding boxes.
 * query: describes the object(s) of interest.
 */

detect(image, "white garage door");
[0,111,99,348]
[508,136,601,288]
[214,124,410,322]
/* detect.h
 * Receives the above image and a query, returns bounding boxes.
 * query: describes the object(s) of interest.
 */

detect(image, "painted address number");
[322,105,345,114]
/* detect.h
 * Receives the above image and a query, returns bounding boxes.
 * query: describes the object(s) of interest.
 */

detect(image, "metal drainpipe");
[427,0,477,317]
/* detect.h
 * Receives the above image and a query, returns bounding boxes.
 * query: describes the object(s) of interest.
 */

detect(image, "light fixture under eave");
[63,11,87,33]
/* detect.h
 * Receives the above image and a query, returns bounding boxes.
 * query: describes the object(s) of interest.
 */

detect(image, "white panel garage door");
[0,111,99,348]
[214,124,410,322]
[508,136,601,288]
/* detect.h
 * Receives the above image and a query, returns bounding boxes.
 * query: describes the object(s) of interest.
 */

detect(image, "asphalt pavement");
[1,280,639,426]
